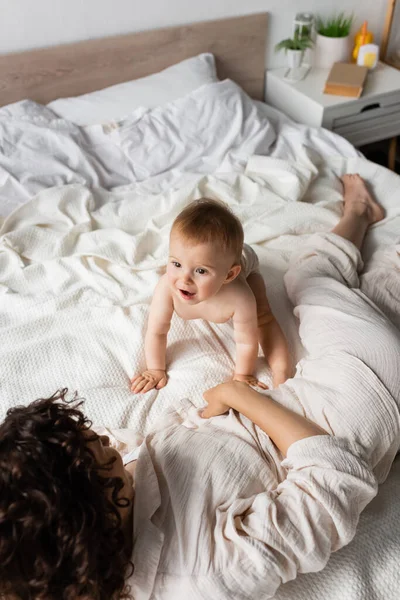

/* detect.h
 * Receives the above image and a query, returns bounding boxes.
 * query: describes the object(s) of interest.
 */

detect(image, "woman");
[1,175,399,599]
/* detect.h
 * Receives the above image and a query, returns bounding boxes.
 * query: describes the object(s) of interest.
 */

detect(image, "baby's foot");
[341,174,384,224]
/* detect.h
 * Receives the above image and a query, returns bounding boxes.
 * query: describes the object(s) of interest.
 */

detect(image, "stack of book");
[324,63,369,98]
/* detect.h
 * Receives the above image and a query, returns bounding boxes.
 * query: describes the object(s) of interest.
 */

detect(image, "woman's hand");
[201,380,249,419]
[130,369,167,394]
[233,373,268,389]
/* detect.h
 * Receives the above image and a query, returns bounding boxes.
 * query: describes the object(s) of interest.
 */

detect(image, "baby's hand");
[130,369,167,394]
[233,374,268,389]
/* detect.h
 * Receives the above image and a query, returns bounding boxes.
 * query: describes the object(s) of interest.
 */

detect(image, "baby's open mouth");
[179,289,195,299]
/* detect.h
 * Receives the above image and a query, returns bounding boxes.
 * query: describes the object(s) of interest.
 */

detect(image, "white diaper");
[240,243,260,278]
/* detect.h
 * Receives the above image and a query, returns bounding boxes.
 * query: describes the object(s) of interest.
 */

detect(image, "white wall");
[0,0,388,68]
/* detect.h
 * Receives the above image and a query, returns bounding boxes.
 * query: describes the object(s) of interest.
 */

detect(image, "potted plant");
[315,13,353,68]
[275,34,314,69]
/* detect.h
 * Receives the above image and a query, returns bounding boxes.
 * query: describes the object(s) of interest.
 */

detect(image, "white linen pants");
[282,233,400,482]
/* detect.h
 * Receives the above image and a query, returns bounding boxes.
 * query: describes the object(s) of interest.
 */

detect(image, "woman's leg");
[283,174,400,478]
[284,174,393,364]
[340,175,400,328]
[331,174,384,248]
[360,245,400,331]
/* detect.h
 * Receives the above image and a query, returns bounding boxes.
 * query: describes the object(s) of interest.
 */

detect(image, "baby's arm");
[130,276,174,394]
[247,271,292,387]
[232,290,268,389]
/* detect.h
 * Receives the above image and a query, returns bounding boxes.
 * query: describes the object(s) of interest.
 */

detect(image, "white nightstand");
[265,62,400,150]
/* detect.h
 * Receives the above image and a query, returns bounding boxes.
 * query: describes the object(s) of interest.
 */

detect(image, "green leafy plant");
[294,24,311,39]
[275,34,314,53]
[316,13,353,38]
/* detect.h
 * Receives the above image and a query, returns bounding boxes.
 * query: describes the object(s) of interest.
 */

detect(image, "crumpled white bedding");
[1,153,399,430]
[0,81,400,599]
[0,79,358,220]
[0,80,274,219]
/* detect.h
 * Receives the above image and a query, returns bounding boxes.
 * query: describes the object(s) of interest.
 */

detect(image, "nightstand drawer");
[332,102,400,129]
[332,102,400,146]
[332,94,400,127]
[333,119,400,147]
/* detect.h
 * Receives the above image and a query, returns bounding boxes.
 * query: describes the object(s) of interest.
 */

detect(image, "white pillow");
[108,80,276,186]
[47,53,217,126]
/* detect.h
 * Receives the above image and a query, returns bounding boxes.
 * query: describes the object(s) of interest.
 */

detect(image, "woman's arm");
[221,435,377,598]
[202,381,377,598]
[202,380,327,455]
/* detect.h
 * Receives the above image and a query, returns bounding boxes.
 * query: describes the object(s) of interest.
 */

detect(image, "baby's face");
[167,233,237,304]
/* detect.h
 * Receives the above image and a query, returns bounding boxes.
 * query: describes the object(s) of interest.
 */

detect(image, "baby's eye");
[172,261,181,268]
[196,268,208,275]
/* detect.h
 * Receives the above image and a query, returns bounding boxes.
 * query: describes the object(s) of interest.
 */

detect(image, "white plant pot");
[315,33,351,68]
[287,49,304,68]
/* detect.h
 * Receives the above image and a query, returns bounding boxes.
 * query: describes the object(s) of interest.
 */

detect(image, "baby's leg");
[247,271,292,385]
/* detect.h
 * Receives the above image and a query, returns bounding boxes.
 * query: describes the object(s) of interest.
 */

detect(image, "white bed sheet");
[0,81,399,599]
[1,153,399,427]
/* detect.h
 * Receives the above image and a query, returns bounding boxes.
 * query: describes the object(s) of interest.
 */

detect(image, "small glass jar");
[293,12,314,41]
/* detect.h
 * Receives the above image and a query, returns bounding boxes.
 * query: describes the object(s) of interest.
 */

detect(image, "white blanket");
[1,154,399,433]
[0,81,275,219]
[0,80,358,221]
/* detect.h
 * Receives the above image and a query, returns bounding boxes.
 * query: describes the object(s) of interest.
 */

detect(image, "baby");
[131,199,291,394]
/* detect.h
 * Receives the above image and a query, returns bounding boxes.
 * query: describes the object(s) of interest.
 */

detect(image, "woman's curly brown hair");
[0,389,133,599]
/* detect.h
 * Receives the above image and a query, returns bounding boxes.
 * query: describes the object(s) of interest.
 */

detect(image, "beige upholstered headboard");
[0,13,268,107]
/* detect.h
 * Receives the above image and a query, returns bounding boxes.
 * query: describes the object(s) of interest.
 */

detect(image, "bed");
[0,12,399,599]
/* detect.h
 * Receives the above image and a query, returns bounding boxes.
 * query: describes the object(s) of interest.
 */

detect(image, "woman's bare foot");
[341,174,385,224]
